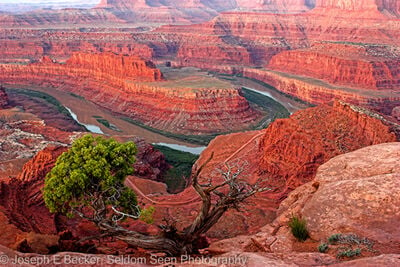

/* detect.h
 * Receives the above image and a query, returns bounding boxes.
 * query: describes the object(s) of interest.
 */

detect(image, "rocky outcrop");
[0,109,170,252]
[392,106,400,121]
[153,101,397,239]
[259,101,398,197]
[268,43,400,90]
[312,0,400,18]
[0,29,155,62]
[206,142,400,264]
[0,53,259,135]
[0,146,66,252]
[298,143,400,244]
[66,52,163,82]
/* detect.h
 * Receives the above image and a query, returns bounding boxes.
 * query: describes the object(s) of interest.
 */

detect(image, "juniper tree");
[44,134,271,255]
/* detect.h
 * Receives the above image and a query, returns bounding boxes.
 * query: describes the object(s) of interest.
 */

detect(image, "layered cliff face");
[242,67,400,114]
[66,52,163,81]
[313,0,400,17]
[234,0,312,12]
[268,43,400,90]
[0,8,124,27]
[0,53,259,135]
[0,29,155,62]
[259,101,398,196]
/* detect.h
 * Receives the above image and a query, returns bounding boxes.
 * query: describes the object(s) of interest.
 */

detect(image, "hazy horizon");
[0,0,99,3]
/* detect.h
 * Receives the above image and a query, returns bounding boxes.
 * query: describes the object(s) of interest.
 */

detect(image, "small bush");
[328,233,342,244]
[337,248,361,259]
[318,243,329,253]
[139,206,155,224]
[288,216,309,241]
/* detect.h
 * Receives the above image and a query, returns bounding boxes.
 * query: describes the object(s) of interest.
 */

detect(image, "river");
[65,107,104,134]
[153,143,206,155]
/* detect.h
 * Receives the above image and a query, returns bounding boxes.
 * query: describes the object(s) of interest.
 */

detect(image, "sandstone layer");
[259,101,398,197]
[268,43,400,90]
[132,4,400,111]
[206,142,400,265]
[242,67,400,114]
[0,53,259,135]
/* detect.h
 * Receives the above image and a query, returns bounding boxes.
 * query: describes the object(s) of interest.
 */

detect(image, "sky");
[0,0,99,3]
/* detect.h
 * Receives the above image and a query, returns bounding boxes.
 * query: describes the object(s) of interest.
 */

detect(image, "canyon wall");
[259,101,398,196]
[0,53,259,135]
[66,52,163,81]
[242,67,400,114]
[183,101,398,238]
[313,0,400,16]
[268,43,400,90]
[0,29,155,62]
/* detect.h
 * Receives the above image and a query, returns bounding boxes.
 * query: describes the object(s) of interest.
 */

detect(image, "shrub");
[318,243,329,253]
[337,248,361,258]
[288,216,309,241]
[328,233,342,244]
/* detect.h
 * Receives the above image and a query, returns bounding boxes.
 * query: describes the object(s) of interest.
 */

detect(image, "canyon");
[0,0,400,265]
[0,52,261,136]
[0,93,398,262]
[1,0,400,115]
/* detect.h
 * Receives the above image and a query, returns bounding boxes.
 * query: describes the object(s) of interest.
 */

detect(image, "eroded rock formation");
[268,43,400,90]
[0,107,170,253]
[259,101,398,196]
[207,142,400,264]
[124,102,399,240]
[0,53,259,135]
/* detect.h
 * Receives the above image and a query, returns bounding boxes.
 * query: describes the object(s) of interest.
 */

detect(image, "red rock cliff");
[259,101,398,197]
[268,43,400,90]
[67,52,163,82]
[0,53,259,135]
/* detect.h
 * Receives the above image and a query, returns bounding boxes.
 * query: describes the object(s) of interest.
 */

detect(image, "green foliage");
[94,116,121,132]
[44,134,138,216]
[328,234,342,244]
[153,145,199,193]
[337,248,361,259]
[139,206,156,224]
[288,216,309,242]
[121,117,216,145]
[318,243,329,253]
[323,233,372,258]
[7,88,73,118]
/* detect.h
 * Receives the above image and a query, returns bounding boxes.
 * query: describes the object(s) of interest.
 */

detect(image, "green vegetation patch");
[244,77,313,106]
[288,216,309,242]
[69,92,85,100]
[241,88,290,129]
[319,233,375,259]
[121,117,218,146]
[153,144,199,193]
[93,116,121,132]
[6,88,72,118]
